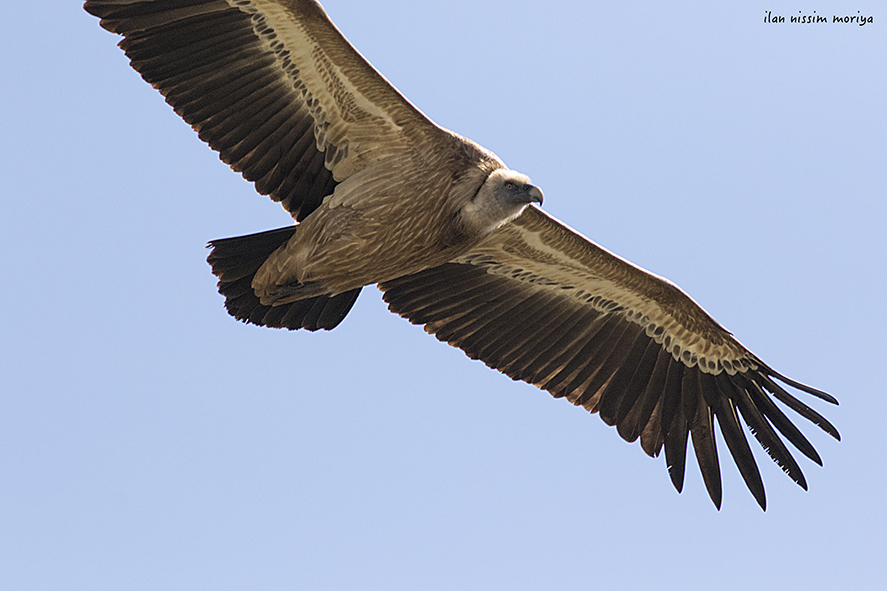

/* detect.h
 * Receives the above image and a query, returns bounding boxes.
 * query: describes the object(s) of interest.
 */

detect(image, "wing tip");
[766,367,839,405]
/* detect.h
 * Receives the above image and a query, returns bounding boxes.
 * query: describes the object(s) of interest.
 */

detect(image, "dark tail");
[206,227,361,331]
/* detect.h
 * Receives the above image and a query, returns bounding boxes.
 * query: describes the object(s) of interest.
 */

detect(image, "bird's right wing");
[380,206,840,509]
[84,0,477,221]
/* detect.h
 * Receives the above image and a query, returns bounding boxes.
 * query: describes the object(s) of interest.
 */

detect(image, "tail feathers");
[207,227,361,331]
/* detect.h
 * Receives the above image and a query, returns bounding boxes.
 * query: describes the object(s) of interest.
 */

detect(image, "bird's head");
[477,167,543,215]
[491,169,544,208]
[455,168,544,241]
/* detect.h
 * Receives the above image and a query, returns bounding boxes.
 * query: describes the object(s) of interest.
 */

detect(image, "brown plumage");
[85,0,839,509]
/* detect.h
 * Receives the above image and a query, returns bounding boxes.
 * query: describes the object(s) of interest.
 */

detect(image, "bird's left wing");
[379,206,839,509]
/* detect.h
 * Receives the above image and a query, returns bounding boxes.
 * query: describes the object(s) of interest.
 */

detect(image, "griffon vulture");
[84,0,839,509]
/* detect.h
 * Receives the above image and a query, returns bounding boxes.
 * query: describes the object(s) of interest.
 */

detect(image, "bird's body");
[253,151,531,302]
[84,0,839,509]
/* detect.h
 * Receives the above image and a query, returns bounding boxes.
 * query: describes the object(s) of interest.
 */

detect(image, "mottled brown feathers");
[85,0,838,509]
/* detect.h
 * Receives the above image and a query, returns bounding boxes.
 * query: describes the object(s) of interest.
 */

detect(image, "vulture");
[84,0,839,509]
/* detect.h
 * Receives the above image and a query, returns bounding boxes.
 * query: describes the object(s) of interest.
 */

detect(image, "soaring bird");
[84,0,839,509]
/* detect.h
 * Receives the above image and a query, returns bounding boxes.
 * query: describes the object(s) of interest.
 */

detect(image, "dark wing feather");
[664,369,693,493]
[689,389,723,509]
[380,206,839,509]
[714,376,767,509]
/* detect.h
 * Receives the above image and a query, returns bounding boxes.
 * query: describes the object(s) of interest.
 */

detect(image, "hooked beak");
[525,184,544,205]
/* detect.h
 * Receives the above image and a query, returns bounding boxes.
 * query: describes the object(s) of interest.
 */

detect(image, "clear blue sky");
[2,1,885,589]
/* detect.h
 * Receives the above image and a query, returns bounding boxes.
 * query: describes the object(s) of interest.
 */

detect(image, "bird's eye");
[504,181,516,191]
